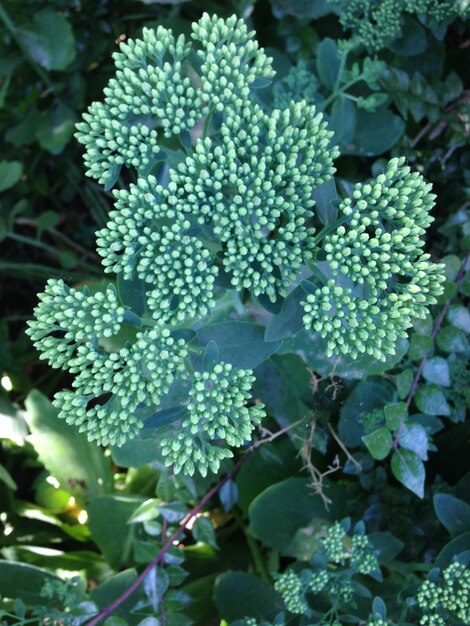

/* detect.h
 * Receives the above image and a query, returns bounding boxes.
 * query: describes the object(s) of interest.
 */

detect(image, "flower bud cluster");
[53,327,187,447]
[161,362,265,476]
[303,158,445,360]
[274,571,308,615]
[26,279,124,371]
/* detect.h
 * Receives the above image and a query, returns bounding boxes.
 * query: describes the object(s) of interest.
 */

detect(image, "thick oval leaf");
[391,449,425,498]
[265,286,305,342]
[316,38,340,90]
[249,477,344,558]
[344,109,405,156]
[25,390,113,503]
[434,494,470,537]
[17,10,76,71]
[0,562,60,606]
[215,571,283,622]
[196,321,280,369]
[87,496,145,568]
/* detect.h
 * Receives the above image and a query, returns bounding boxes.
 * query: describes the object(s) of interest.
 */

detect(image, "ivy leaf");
[415,385,451,416]
[362,428,393,461]
[344,109,405,156]
[391,449,425,498]
[433,494,470,537]
[398,423,428,460]
[422,357,451,387]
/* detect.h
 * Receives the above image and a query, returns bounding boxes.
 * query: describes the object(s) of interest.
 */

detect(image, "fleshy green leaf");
[433,494,470,537]
[196,321,280,369]
[18,10,76,71]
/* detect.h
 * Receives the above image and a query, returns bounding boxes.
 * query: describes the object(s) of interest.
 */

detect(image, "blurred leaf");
[0,462,17,490]
[422,357,451,387]
[433,494,470,537]
[0,562,60,606]
[35,103,76,155]
[18,10,76,71]
[192,517,217,549]
[219,479,239,513]
[316,38,340,90]
[88,496,144,569]
[25,390,113,503]
[215,571,283,622]
[0,159,23,192]
[398,423,428,460]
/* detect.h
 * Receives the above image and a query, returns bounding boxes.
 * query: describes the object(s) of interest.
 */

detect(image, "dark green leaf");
[339,378,395,447]
[311,178,338,225]
[265,286,305,342]
[215,571,283,622]
[192,517,218,549]
[391,449,425,498]
[196,321,280,369]
[436,326,469,353]
[330,97,356,144]
[219,479,239,512]
[447,305,470,333]
[18,10,76,71]
[316,38,340,90]
[0,160,23,192]
[249,478,344,558]
[0,562,60,606]
[388,17,427,56]
[384,402,408,431]
[87,496,144,568]
[344,109,405,156]
[408,334,433,361]
[25,390,113,503]
[433,494,470,537]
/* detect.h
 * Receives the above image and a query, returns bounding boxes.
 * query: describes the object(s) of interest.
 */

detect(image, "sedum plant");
[27,13,445,477]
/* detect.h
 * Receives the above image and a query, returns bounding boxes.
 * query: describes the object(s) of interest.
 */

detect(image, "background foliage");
[0,0,469,625]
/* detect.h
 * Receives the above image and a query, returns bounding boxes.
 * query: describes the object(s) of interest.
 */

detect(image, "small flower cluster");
[161,362,265,476]
[167,102,337,300]
[303,157,445,360]
[274,570,308,615]
[417,561,469,625]
[192,13,275,111]
[274,520,380,619]
[272,60,318,109]
[75,14,274,187]
[26,279,125,370]
[331,0,469,50]
[54,327,187,447]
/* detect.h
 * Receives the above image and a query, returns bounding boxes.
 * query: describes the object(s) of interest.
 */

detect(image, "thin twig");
[327,422,362,470]
[393,250,470,449]
[85,420,304,626]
